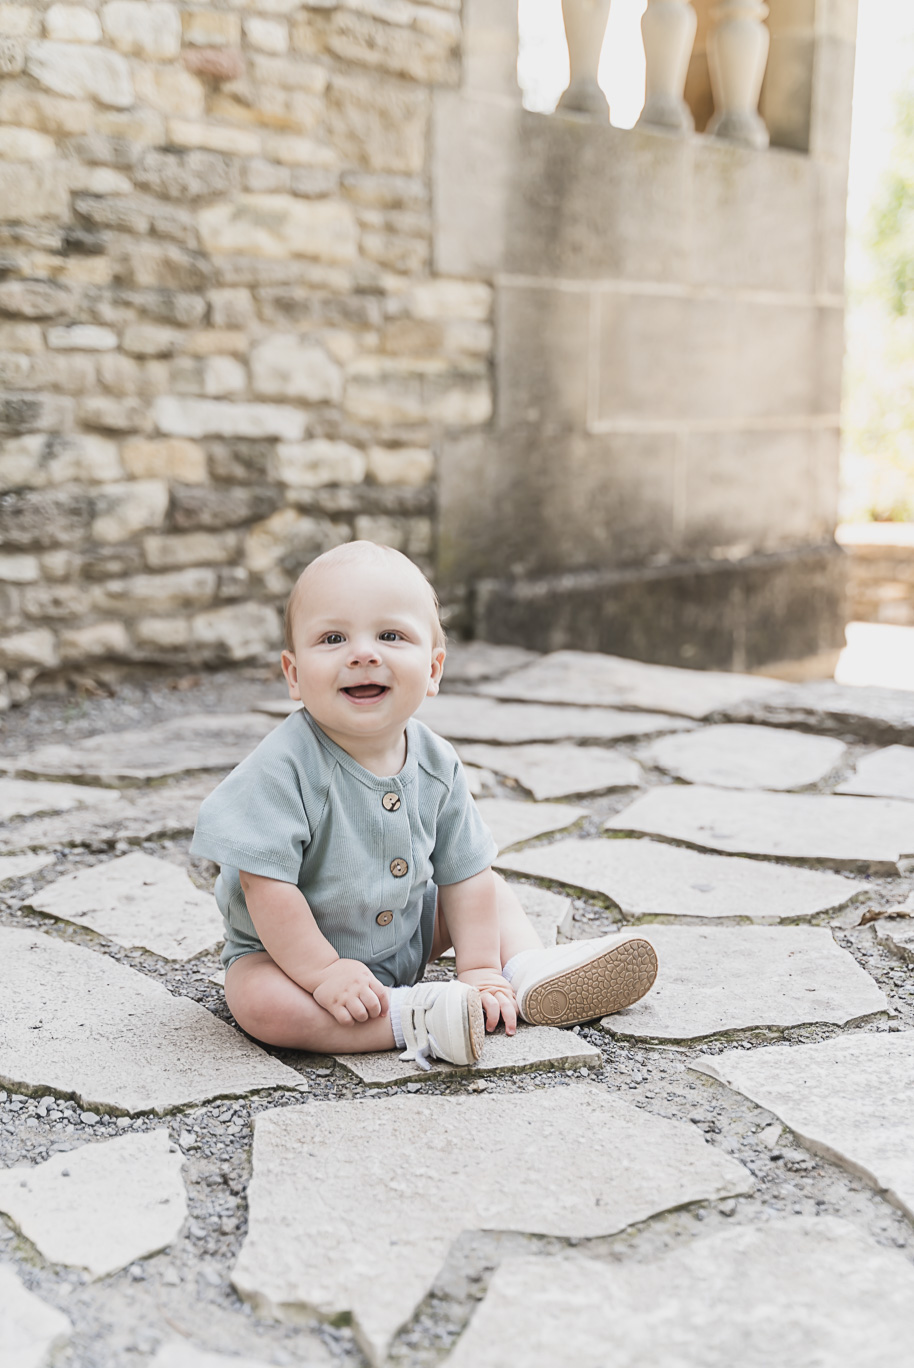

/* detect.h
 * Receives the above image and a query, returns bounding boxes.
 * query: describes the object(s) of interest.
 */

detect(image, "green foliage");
[871,88,914,316]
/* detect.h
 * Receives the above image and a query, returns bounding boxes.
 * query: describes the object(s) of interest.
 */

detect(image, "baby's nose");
[349,639,381,664]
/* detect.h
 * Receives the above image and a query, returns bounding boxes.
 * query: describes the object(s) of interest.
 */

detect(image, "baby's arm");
[438,867,517,1033]
[239,872,389,1025]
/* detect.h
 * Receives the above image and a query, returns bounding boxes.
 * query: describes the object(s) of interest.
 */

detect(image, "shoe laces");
[398,1004,442,1071]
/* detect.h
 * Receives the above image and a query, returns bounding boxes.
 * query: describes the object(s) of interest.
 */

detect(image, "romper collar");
[298,710,419,791]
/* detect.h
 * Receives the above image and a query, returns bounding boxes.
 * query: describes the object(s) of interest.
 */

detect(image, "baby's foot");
[509,934,658,1028]
[399,980,485,1070]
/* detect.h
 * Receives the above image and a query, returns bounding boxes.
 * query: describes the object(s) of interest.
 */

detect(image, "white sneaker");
[511,934,658,1027]
[399,980,485,1071]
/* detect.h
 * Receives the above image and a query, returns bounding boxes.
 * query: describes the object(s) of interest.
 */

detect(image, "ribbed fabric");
[388,986,407,1048]
[191,709,498,986]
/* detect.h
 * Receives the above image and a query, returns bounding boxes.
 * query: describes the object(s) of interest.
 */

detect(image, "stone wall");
[837,524,914,627]
[0,0,491,707]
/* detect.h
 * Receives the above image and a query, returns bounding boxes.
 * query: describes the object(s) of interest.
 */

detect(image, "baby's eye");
[379,631,402,642]
[323,632,345,645]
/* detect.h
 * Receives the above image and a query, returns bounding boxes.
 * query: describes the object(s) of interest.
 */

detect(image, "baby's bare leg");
[429,871,543,966]
[225,952,396,1054]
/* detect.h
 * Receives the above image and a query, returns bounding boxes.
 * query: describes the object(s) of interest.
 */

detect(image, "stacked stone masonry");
[0,0,488,707]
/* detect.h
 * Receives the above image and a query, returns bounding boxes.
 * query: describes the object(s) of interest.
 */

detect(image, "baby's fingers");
[480,991,502,1033]
[370,978,390,1016]
[346,994,370,1023]
[332,1003,354,1026]
[359,986,383,1019]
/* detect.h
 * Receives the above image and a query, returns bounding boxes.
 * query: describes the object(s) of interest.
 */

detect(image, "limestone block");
[0,1130,186,1277]
[232,1091,750,1364]
[121,327,181,360]
[44,3,102,42]
[693,1032,914,1218]
[0,5,38,37]
[26,40,135,107]
[0,322,43,353]
[419,694,694,745]
[58,621,131,662]
[182,9,241,46]
[4,712,277,783]
[408,279,493,322]
[323,10,459,85]
[250,335,343,403]
[606,785,914,873]
[641,724,847,791]
[837,745,914,801]
[154,396,306,441]
[122,437,206,482]
[191,601,279,662]
[0,554,39,583]
[132,63,205,118]
[0,629,57,670]
[112,240,211,293]
[0,927,301,1112]
[874,918,914,964]
[0,281,71,320]
[600,925,886,1041]
[79,395,149,432]
[0,126,55,159]
[0,851,55,883]
[181,45,245,81]
[186,329,247,358]
[271,439,365,487]
[260,132,338,168]
[133,616,191,649]
[102,1,181,59]
[498,837,867,923]
[443,1220,914,1368]
[30,851,224,960]
[46,325,118,352]
[91,480,169,544]
[0,161,70,219]
[243,15,289,53]
[327,71,428,174]
[167,119,259,158]
[0,33,24,72]
[0,1265,71,1367]
[134,149,233,202]
[336,1024,600,1087]
[0,776,214,855]
[474,798,587,851]
[458,742,641,801]
[202,355,247,398]
[144,531,237,571]
[198,194,358,263]
[244,508,349,574]
[481,650,783,721]
[366,445,433,486]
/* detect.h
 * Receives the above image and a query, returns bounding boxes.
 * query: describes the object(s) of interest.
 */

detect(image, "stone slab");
[0,853,55,885]
[440,641,540,688]
[232,1090,751,1364]
[606,785,914,872]
[599,926,887,1041]
[475,798,588,851]
[692,1032,914,1218]
[837,745,914,801]
[0,777,216,855]
[479,650,783,720]
[641,725,846,791]
[874,918,914,963]
[152,1345,279,1368]
[0,1263,71,1368]
[514,883,572,946]
[443,1218,914,1368]
[0,1130,186,1278]
[0,778,120,822]
[726,680,914,745]
[335,1024,599,1086]
[457,742,641,800]
[29,852,223,961]
[250,697,300,718]
[497,837,867,923]
[0,928,301,1113]
[1,713,277,785]
[418,694,694,745]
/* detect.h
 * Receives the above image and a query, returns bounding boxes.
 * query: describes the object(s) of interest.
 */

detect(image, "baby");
[192,542,657,1069]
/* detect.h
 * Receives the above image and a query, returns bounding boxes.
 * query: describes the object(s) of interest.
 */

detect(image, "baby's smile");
[342,683,390,703]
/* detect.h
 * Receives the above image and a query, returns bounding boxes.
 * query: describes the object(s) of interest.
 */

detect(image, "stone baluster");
[558,0,612,116]
[706,0,770,149]
[637,0,698,134]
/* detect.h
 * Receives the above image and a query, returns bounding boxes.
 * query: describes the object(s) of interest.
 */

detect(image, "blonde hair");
[283,542,446,653]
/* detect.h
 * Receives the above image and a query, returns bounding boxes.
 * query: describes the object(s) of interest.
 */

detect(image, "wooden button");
[376,910,393,926]
[382,791,401,812]
[389,858,408,878]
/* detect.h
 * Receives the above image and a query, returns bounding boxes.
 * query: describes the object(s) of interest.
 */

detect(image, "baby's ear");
[281,648,302,699]
[427,646,446,697]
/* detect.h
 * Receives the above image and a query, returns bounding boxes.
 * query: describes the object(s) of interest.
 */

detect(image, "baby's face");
[281,558,444,753]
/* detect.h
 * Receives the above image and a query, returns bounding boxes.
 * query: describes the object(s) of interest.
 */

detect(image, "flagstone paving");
[726,680,914,744]
[232,1090,752,1364]
[0,854,55,886]
[693,1032,914,1218]
[0,929,300,1113]
[334,1024,601,1086]
[606,784,914,871]
[418,693,695,744]
[28,853,223,962]
[0,1262,71,1367]
[874,917,914,963]
[0,1131,185,1279]
[497,837,867,922]
[0,715,277,786]
[837,744,914,800]
[0,779,121,823]
[0,777,216,855]
[640,724,846,790]
[474,798,588,850]
[442,1218,914,1368]
[457,742,641,799]
[151,1345,279,1368]
[514,884,573,944]
[600,926,887,1041]
[478,650,783,719]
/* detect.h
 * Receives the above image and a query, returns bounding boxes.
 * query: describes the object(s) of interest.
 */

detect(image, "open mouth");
[342,684,389,701]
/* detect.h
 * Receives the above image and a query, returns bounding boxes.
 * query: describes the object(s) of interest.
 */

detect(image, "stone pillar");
[706,0,771,149]
[558,0,612,116]
[637,0,698,133]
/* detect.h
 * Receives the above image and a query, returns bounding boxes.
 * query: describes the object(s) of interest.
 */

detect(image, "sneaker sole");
[522,938,658,1027]
[466,986,485,1062]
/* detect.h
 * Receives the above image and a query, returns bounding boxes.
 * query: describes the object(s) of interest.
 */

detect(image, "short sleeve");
[190,745,312,884]
[430,759,499,886]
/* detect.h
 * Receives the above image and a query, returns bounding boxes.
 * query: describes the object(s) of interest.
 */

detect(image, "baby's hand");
[458,969,517,1036]
[312,959,389,1025]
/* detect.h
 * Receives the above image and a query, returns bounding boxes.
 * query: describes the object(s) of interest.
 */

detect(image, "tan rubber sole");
[466,987,485,1061]
[522,938,658,1027]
